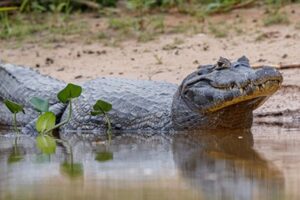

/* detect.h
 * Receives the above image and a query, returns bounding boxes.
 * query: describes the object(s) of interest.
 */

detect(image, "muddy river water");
[0,126,299,200]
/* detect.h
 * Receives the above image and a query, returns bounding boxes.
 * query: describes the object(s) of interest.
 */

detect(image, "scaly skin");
[0,56,282,135]
[0,63,65,132]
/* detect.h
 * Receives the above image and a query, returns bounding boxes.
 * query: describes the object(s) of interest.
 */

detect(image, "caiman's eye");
[233,62,251,68]
[233,63,241,68]
[236,56,250,68]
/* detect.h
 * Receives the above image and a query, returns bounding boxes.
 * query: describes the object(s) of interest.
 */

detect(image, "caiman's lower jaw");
[206,79,282,113]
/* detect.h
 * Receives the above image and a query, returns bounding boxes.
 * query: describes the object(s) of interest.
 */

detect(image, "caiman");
[0,56,282,135]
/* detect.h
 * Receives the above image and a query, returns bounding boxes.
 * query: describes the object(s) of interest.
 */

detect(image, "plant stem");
[12,113,19,135]
[104,113,112,144]
[12,113,20,148]
[44,100,73,135]
[14,137,18,153]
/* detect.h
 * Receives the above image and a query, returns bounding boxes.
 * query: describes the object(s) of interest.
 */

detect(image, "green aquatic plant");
[91,100,114,162]
[32,83,82,154]
[91,99,113,142]
[57,83,82,103]
[35,111,57,154]
[29,96,56,154]
[3,99,25,158]
[39,83,82,135]
[3,83,113,160]
[4,99,25,135]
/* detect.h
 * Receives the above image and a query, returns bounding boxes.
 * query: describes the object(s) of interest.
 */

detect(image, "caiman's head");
[173,56,283,129]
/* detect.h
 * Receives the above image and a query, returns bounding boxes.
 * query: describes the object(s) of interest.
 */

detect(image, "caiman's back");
[0,63,179,132]
[61,78,178,132]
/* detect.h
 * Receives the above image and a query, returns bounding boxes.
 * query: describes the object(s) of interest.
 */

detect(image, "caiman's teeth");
[258,84,265,90]
[225,81,270,92]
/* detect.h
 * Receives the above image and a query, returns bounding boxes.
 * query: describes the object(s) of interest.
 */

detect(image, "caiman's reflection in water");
[0,129,284,200]
[172,129,284,200]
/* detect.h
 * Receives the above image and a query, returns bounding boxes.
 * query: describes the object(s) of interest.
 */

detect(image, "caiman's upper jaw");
[206,78,282,113]
[180,56,283,114]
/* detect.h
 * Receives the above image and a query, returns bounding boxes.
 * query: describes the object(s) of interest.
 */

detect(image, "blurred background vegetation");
[0,0,299,44]
[1,0,299,13]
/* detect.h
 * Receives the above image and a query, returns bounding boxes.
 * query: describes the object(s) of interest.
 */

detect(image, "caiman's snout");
[237,66,283,98]
[254,66,283,85]
[180,56,283,114]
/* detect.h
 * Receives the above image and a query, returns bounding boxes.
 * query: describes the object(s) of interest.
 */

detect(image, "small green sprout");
[91,99,112,113]
[33,83,82,155]
[3,99,25,160]
[91,99,113,142]
[3,99,24,114]
[30,96,57,153]
[4,99,25,135]
[30,97,49,113]
[38,83,82,136]
[35,111,57,154]
[57,83,82,103]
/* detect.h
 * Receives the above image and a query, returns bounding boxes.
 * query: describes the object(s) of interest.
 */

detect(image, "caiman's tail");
[0,63,66,135]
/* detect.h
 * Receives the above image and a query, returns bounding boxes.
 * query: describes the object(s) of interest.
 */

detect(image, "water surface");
[0,126,299,200]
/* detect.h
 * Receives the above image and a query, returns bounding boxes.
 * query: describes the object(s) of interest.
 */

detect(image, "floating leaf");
[30,97,49,112]
[60,162,83,178]
[36,135,56,155]
[95,151,113,162]
[36,112,56,134]
[92,99,112,113]
[57,83,82,103]
[4,99,25,114]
